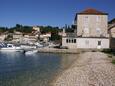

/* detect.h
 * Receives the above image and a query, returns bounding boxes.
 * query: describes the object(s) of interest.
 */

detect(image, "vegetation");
[109,18,115,24]
[112,60,115,64]
[0,27,8,33]
[0,24,74,41]
[4,34,13,41]
[102,49,115,64]
[101,49,115,55]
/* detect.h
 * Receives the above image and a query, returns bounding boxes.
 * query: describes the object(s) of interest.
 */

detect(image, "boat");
[0,44,23,52]
[34,42,43,48]
[24,49,38,55]
[48,42,60,48]
[20,44,37,50]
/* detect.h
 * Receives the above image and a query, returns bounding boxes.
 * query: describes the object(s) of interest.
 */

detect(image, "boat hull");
[25,50,38,55]
[0,47,23,52]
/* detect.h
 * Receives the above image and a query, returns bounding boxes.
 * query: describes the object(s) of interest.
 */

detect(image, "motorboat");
[24,49,38,55]
[20,44,37,50]
[34,42,43,48]
[48,42,60,48]
[0,44,23,52]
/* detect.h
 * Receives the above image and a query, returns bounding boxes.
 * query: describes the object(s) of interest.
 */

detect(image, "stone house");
[12,31,23,43]
[62,8,109,49]
[40,33,51,42]
[108,18,115,49]
[22,34,38,44]
[108,18,115,37]
[0,33,7,42]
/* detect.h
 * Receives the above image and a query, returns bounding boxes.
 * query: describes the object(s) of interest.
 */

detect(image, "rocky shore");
[37,48,81,54]
[37,47,102,54]
[53,52,115,86]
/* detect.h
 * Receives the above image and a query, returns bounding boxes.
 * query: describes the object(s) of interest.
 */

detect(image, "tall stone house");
[62,8,109,49]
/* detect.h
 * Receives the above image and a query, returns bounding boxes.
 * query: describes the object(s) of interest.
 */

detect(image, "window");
[66,38,76,43]
[98,41,101,45]
[84,16,89,22]
[84,16,89,27]
[96,28,101,33]
[72,39,74,43]
[74,39,76,43]
[96,16,100,22]
[66,39,68,43]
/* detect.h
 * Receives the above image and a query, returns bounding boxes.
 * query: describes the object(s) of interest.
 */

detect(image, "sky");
[0,0,114,28]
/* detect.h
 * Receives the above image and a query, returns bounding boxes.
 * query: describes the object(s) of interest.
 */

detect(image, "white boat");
[0,44,23,52]
[34,42,43,48]
[25,49,38,55]
[20,45,37,50]
[48,42,60,48]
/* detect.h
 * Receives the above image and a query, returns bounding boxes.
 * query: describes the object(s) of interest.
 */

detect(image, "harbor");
[0,51,115,86]
[0,0,115,86]
[0,51,78,86]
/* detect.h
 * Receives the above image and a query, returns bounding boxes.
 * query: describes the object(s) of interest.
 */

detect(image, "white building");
[58,29,66,37]
[33,26,40,32]
[22,34,38,44]
[62,8,109,49]
[40,33,51,42]
[12,31,23,43]
[0,33,7,42]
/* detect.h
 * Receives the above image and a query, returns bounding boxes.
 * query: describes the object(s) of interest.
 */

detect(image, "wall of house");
[0,35,7,42]
[77,38,109,49]
[12,34,23,43]
[110,27,115,38]
[110,38,115,49]
[77,15,108,37]
[62,37,109,49]
[62,37,77,49]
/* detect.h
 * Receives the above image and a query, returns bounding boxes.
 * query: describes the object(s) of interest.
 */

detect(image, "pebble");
[53,52,115,86]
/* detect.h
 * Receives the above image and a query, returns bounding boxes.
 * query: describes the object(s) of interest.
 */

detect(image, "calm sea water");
[0,52,77,86]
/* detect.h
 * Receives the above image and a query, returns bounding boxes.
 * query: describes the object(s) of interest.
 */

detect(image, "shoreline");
[37,47,103,54]
[52,52,115,86]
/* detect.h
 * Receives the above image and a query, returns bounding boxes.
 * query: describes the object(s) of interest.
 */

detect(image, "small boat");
[48,42,60,48]
[20,44,37,50]
[25,49,38,55]
[0,44,23,52]
[34,42,43,48]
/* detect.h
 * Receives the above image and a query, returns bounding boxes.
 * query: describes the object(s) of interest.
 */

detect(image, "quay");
[37,48,80,54]
[37,47,103,54]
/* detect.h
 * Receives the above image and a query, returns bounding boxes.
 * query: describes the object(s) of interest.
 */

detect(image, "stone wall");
[77,15,108,37]
[77,38,109,49]
[62,37,109,49]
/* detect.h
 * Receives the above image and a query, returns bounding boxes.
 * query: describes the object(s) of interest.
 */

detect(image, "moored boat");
[24,49,38,55]
[0,44,23,52]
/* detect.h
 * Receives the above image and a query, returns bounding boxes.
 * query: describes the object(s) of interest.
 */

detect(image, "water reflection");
[0,52,78,86]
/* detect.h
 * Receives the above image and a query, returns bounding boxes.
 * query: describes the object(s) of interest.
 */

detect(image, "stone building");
[12,31,23,43]
[108,18,115,49]
[0,33,7,42]
[62,8,109,49]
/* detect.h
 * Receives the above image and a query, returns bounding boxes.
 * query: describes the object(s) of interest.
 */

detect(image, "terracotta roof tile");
[77,8,108,15]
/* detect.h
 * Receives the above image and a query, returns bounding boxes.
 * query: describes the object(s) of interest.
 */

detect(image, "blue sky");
[0,0,114,27]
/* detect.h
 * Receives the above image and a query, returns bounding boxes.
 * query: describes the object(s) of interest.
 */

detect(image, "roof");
[74,8,108,21]
[77,8,108,15]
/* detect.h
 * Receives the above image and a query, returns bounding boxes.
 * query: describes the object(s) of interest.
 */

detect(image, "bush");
[101,49,112,54]
[112,60,115,64]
